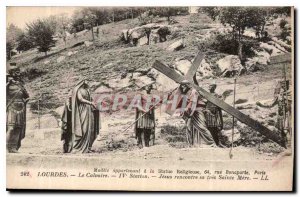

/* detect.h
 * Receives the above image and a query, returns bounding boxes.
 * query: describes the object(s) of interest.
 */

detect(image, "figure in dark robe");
[61,80,100,153]
[61,90,73,153]
[204,84,225,147]
[6,63,29,153]
[135,84,156,148]
[177,80,215,147]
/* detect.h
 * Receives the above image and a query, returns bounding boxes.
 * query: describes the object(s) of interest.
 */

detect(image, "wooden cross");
[153,51,285,148]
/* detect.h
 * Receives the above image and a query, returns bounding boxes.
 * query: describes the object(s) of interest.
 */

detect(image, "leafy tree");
[149,7,188,22]
[71,9,86,32]
[16,32,33,52]
[6,41,13,60]
[6,23,23,59]
[6,24,23,44]
[202,7,276,62]
[272,7,291,16]
[200,7,221,20]
[83,9,97,40]
[27,19,56,56]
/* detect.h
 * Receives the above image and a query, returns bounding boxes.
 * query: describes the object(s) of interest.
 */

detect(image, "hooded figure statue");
[61,79,100,153]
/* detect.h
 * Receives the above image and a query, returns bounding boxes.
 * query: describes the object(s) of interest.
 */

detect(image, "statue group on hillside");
[6,62,292,153]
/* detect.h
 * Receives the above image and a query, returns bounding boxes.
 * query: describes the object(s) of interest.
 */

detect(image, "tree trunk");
[237,27,245,65]
[64,38,66,48]
[8,50,11,60]
[91,28,94,41]
[238,41,245,66]
[260,22,266,37]
[232,26,235,40]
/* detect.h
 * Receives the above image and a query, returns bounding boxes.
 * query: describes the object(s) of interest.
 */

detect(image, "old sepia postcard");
[6,6,294,191]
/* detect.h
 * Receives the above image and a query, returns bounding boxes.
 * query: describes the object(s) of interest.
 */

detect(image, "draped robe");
[61,81,100,153]
[176,88,215,146]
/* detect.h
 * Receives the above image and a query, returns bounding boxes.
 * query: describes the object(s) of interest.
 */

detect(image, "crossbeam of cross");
[153,51,285,148]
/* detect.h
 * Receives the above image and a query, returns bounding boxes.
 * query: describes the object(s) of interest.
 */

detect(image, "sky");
[6,6,78,29]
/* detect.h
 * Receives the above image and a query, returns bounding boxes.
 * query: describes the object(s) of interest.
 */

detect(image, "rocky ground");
[8,13,292,165]
[18,56,290,157]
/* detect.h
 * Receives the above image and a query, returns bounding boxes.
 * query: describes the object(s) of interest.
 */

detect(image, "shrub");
[29,93,60,113]
[280,28,290,41]
[279,19,288,29]
[23,67,48,81]
[200,34,259,58]
[161,124,187,143]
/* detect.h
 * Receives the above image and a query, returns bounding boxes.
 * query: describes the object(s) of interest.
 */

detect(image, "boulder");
[216,55,245,77]
[44,60,50,65]
[254,50,271,65]
[174,58,215,78]
[67,51,74,56]
[147,68,159,79]
[131,26,148,36]
[57,56,65,63]
[138,36,149,46]
[131,72,142,79]
[245,58,260,71]
[222,128,241,143]
[130,28,144,40]
[271,37,291,52]
[174,59,191,75]
[167,39,185,52]
[259,42,273,54]
[134,76,154,89]
[260,42,283,56]
[155,72,178,92]
[94,85,114,94]
[84,41,93,47]
[127,27,150,46]
[243,30,256,38]
[109,77,132,90]
[198,59,214,77]
[267,41,288,53]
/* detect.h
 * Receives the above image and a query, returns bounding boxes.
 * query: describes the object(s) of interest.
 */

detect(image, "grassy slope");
[10,13,291,113]
[8,13,292,155]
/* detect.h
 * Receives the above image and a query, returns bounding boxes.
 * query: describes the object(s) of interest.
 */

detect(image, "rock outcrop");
[167,39,185,52]
[216,55,245,77]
